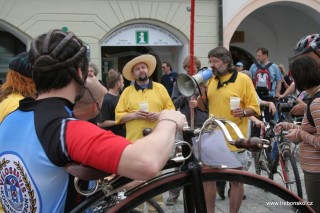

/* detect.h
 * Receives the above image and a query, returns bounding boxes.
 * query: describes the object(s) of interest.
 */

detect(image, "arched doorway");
[0,31,26,84]
[100,23,187,87]
[230,46,256,71]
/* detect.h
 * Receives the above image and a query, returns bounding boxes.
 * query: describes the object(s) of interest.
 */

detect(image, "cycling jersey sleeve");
[65,120,131,174]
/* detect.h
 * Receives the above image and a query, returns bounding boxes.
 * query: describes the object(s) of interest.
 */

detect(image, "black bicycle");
[69,116,313,213]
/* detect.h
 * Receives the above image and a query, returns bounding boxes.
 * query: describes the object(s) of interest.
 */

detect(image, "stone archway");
[224,0,320,70]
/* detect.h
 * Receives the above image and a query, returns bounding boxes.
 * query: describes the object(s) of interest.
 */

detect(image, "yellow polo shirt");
[206,71,260,151]
[115,81,175,142]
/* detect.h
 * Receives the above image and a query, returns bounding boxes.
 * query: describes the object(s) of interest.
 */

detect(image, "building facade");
[0,0,319,84]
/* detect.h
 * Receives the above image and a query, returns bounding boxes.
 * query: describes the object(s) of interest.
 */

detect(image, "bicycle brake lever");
[170,140,193,163]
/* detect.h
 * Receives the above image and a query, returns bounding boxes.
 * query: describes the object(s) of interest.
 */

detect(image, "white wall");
[0,0,219,76]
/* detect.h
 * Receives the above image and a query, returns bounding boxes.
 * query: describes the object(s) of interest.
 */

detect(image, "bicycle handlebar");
[193,115,263,155]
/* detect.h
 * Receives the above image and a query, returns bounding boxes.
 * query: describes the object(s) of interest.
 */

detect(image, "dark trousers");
[304,170,320,212]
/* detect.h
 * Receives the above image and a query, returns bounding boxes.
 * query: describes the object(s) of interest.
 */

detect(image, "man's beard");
[213,65,228,76]
[138,74,148,81]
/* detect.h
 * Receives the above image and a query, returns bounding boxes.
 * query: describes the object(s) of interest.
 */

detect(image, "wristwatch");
[243,109,247,117]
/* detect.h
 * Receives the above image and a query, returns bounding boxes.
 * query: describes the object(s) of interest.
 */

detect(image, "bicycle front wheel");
[109,168,313,213]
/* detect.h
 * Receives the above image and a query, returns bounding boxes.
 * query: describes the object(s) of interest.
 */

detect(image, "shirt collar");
[134,80,153,91]
[215,70,238,89]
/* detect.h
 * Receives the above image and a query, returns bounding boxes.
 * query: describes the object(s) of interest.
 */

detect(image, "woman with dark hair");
[274,55,320,212]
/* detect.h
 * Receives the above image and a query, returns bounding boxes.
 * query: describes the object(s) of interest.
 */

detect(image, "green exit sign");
[136,31,149,44]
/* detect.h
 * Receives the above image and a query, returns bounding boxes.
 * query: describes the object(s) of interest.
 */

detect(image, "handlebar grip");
[234,137,263,152]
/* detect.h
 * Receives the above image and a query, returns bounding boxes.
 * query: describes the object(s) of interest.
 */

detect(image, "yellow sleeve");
[244,76,261,116]
[115,88,129,124]
[159,83,175,110]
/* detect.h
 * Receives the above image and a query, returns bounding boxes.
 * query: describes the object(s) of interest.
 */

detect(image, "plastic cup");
[139,101,149,112]
[230,97,240,111]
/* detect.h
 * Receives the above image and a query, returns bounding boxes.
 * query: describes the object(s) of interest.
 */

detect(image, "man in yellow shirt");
[197,46,260,213]
[115,54,175,142]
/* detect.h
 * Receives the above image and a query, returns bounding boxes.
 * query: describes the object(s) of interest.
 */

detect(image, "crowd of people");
[0,28,319,212]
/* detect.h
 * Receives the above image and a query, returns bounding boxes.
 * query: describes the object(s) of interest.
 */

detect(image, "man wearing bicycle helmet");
[275,33,320,212]
[0,29,186,212]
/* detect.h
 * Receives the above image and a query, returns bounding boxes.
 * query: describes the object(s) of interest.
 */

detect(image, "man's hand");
[231,107,245,118]
[189,99,198,109]
[277,94,285,100]
[146,112,160,122]
[290,99,306,116]
[136,110,150,119]
[253,120,265,128]
[199,83,207,98]
[268,102,276,116]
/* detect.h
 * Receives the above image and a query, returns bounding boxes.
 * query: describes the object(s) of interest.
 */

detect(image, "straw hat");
[122,54,156,81]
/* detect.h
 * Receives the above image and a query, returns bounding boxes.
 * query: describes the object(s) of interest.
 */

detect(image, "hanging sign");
[102,24,182,46]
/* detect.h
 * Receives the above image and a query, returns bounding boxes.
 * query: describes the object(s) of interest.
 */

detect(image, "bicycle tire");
[109,168,313,213]
[270,152,303,198]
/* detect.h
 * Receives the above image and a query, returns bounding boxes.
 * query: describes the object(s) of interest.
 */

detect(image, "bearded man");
[115,54,175,142]
[197,46,260,213]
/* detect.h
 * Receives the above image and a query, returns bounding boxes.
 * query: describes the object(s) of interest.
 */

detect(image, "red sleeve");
[66,120,131,174]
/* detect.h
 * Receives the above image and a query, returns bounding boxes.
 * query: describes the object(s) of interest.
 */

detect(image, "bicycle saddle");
[64,162,112,181]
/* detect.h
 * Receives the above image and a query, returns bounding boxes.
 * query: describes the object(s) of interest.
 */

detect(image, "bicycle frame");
[273,133,292,183]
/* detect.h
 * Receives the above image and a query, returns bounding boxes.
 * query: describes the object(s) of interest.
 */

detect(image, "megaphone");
[177,67,213,97]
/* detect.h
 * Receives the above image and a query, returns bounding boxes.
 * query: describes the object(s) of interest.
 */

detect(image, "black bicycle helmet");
[29,29,87,86]
[9,51,32,78]
[294,33,320,57]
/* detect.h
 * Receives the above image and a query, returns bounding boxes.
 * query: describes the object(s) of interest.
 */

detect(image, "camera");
[278,102,294,112]
[278,96,297,112]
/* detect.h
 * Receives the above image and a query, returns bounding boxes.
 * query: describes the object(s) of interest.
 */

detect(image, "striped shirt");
[295,98,320,173]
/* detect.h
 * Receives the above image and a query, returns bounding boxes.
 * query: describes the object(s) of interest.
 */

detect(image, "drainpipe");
[218,0,223,46]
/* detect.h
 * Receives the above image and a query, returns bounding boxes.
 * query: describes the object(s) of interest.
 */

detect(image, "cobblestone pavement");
[154,158,307,213]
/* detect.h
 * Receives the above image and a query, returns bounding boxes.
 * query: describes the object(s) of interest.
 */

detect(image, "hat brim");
[122,54,156,81]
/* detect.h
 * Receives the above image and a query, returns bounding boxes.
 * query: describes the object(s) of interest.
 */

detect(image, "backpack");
[253,63,273,98]
[307,91,320,127]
